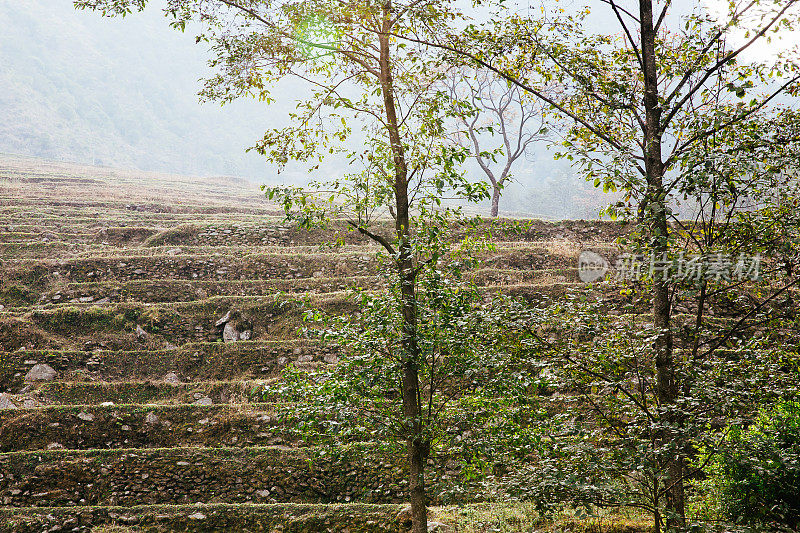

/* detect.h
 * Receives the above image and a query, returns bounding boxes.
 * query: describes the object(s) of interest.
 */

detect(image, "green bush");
[714,400,800,530]
[0,283,36,306]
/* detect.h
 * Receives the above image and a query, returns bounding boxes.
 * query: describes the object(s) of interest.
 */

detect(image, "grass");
[141,223,200,247]
[432,504,651,533]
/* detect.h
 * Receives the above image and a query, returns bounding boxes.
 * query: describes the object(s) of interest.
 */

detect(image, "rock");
[396,506,412,528]
[135,325,148,339]
[193,396,213,406]
[297,354,313,363]
[0,304,4,311]
[24,364,57,382]
[163,371,181,383]
[323,353,340,364]
[164,341,178,350]
[239,330,251,341]
[223,322,240,343]
[100,401,115,407]
[95,297,111,304]
[214,311,232,327]
[79,296,94,303]
[428,521,448,532]
[188,512,206,520]
[145,412,160,425]
[47,443,65,450]
[77,412,95,422]
[22,399,37,408]
[166,248,182,256]
[0,394,17,410]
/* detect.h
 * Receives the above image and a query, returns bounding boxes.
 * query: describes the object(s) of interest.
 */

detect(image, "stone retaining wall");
[0,502,407,533]
[0,445,407,507]
[0,404,300,452]
[2,341,341,391]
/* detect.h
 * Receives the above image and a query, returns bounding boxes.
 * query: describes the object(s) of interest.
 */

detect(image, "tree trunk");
[490,186,500,217]
[398,239,427,533]
[639,0,685,528]
[378,3,428,532]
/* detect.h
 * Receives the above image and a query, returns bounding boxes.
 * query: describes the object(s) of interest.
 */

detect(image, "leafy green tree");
[396,0,800,529]
[271,238,551,504]
[515,288,798,530]
[75,0,489,531]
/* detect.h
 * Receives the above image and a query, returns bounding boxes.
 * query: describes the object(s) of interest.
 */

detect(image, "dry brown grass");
[430,503,652,533]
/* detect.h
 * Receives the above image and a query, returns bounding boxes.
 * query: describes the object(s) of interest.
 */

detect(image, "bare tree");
[446,69,548,217]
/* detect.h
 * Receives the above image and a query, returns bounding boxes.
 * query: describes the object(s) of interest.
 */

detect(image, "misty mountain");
[0,0,612,218]
[0,0,286,180]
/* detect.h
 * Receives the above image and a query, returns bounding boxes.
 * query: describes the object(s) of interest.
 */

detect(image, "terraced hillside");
[0,157,638,532]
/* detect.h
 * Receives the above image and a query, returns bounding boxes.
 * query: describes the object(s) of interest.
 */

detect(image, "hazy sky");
[2,0,798,214]
[703,0,800,61]
[0,0,283,179]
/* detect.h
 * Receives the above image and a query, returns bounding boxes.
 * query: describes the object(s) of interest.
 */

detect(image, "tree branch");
[348,220,397,255]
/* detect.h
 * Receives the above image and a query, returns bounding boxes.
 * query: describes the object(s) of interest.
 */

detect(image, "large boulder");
[135,325,149,339]
[162,371,181,383]
[223,322,240,343]
[216,310,252,343]
[214,310,232,328]
[0,393,17,410]
[24,363,57,382]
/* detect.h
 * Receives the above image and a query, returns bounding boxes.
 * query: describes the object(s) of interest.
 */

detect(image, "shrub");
[714,400,800,530]
[0,283,37,306]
